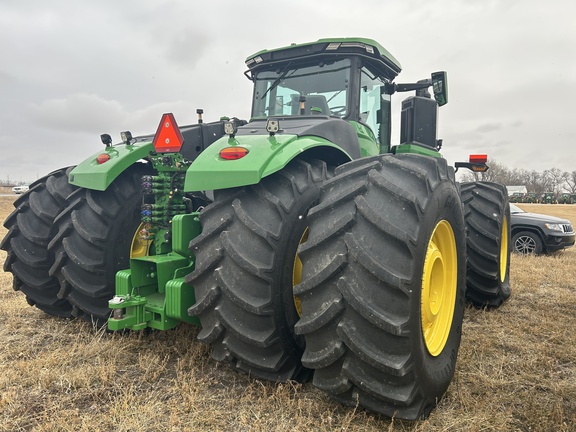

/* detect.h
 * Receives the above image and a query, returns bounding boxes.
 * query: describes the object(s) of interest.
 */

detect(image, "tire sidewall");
[267,169,324,352]
[86,169,144,287]
[280,210,311,351]
[193,158,329,381]
[56,165,149,321]
[410,181,466,396]
[108,196,142,282]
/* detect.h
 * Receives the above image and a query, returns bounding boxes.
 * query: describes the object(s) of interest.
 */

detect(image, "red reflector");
[219,147,249,160]
[97,154,111,164]
[153,113,184,153]
[469,154,487,164]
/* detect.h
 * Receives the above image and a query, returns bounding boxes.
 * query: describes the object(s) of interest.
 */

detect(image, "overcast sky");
[1,0,575,183]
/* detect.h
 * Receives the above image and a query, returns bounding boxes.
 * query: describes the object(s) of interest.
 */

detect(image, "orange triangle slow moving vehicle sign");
[152,113,184,153]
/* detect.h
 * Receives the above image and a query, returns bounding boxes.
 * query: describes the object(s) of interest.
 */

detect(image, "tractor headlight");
[266,119,279,135]
[121,131,133,144]
[223,121,237,137]
[544,223,563,232]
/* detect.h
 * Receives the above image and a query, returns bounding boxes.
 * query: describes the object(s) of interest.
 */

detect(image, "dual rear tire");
[185,158,331,381]
[460,182,511,307]
[294,154,467,420]
[48,166,148,324]
[1,168,77,316]
[2,165,149,324]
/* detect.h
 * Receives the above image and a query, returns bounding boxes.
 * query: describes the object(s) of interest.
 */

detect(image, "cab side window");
[360,69,391,149]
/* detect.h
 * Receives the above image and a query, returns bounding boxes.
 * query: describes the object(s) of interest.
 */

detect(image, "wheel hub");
[131,222,153,258]
[425,245,443,317]
[421,220,457,357]
[515,235,535,254]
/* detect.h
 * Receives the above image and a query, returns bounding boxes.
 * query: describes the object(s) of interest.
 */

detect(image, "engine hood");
[512,211,571,225]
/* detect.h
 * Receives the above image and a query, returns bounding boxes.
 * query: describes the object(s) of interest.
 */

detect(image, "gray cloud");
[28,94,127,133]
[475,123,503,134]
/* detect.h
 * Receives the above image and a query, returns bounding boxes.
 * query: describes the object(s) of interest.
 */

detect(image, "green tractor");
[560,193,574,204]
[1,37,511,420]
[509,192,523,203]
[524,192,539,203]
[541,192,557,204]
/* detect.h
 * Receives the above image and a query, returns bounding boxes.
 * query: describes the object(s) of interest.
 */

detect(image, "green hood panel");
[69,142,153,191]
[184,134,350,191]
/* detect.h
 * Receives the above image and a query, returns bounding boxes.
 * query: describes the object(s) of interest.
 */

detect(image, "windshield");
[251,59,351,118]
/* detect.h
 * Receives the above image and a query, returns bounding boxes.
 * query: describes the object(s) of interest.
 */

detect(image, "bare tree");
[565,170,576,194]
[526,170,546,195]
[543,168,568,195]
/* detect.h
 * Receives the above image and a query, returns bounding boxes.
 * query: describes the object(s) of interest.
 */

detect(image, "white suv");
[12,186,29,194]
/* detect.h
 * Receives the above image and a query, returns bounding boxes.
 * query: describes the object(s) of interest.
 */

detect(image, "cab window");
[360,68,391,148]
[252,59,351,118]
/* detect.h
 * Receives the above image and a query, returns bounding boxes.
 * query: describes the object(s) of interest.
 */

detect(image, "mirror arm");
[394,80,433,93]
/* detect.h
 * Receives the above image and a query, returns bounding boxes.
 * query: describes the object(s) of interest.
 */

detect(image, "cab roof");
[245,37,402,81]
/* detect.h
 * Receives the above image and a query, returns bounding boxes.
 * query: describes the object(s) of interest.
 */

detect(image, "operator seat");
[290,94,330,115]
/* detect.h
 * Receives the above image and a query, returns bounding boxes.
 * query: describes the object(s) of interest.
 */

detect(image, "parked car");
[11,185,29,194]
[510,203,575,254]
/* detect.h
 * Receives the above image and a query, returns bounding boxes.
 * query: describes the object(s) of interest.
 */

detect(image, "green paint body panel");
[349,121,379,157]
[394,143,441,158]
[184,134,351,191]
[172,214,200,259]
[108,214,201,331]
[69,141,153,191]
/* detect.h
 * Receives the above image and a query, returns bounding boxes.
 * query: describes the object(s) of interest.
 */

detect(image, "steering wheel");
[330,106,347,116]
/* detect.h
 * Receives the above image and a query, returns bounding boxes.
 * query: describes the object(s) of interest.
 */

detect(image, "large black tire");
[1,167,77,317]
[186,158,331,382]
[294,154,466,420]
[460,182,511,307]
[47,165,148,324]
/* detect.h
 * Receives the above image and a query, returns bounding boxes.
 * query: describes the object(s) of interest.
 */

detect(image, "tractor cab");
[244,38,448,156]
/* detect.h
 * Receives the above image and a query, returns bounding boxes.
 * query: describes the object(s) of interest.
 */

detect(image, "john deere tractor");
[560,193,575,204]
[1,37,510,420]
[541,192,558,204]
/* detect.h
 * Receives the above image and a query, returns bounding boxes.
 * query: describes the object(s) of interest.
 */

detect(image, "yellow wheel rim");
[421,220,457,357]
[131,223,153,258]
[500,215,508,282]
[292,228,309,316]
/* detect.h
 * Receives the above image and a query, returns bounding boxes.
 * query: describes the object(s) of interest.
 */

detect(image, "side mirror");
[431,71,448,106]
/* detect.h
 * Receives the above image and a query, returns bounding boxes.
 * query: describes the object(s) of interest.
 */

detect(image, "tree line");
[0,178,29,187]
[461,159,576,195]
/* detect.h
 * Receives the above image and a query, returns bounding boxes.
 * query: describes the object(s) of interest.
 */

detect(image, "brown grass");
[1,196,575,431]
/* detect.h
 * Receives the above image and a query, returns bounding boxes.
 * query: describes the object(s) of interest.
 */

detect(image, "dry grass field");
[1,196,575,431]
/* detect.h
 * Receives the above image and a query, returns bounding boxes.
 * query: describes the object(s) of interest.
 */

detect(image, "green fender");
[68,141,153,191]
[183,134,352,191]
